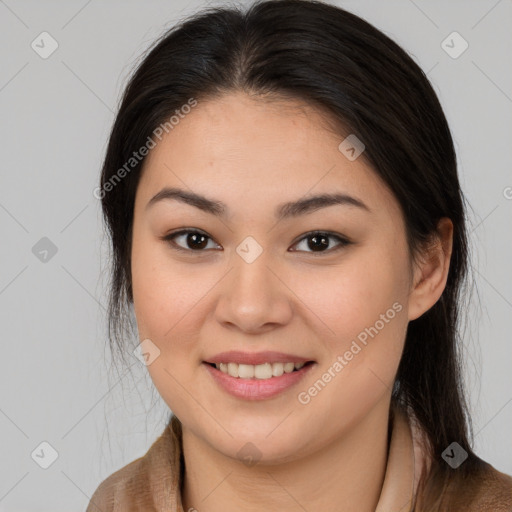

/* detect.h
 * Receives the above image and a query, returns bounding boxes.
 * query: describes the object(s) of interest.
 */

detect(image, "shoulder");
[85,455,148,512]
[443,460,512,512]
[86,418,181,511]
[468,463,512,511]
[416,455,512,512]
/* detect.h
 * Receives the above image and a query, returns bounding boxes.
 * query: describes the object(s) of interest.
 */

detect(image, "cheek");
[293,246,409,409]
[131,226,200,338]
[294,249,408,350]
[130,235,208,415]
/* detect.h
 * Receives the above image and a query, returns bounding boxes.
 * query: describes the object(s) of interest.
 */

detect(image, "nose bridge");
[214,237,293,331]
[233,238,278,303]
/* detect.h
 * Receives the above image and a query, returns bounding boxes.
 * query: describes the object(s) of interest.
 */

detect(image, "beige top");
[86,404,512,511]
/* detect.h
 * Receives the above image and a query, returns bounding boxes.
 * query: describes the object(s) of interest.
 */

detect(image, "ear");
[407,217,453,321]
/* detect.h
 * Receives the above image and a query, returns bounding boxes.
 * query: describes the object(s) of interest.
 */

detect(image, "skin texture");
[130,91,453,512]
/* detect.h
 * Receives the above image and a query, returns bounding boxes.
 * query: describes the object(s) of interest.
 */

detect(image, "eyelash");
[160,229,352,256]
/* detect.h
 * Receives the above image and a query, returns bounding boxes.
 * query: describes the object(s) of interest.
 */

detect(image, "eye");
[290,231,351,254]
[161,229,221,252]
[161,229,351,255]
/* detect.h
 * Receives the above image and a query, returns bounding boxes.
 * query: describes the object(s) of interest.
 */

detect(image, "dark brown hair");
[98,1,490,508]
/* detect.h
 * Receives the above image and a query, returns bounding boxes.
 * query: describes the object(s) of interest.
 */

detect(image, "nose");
[214,251,294,334]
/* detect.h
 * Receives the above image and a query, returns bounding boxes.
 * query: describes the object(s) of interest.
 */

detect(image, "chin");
[218,433,307,466]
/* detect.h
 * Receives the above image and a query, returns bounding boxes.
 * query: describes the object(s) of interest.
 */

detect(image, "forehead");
[136,92,397,219]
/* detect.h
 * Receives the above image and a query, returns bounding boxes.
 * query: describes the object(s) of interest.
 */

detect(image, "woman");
[87,0,512,510]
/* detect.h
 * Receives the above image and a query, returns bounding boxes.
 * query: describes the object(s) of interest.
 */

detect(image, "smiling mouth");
[205,361,315,380]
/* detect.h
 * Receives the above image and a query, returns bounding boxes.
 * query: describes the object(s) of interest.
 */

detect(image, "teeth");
[227,362,239,378]
[254,362,273,379]
[272,362,284,377]
[283,362,295,373]
[238,364,254,379]
[214,361,308,379]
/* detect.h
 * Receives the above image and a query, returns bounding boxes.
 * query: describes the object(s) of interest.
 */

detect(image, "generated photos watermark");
[93,97,198,200]
[297,301,403,405]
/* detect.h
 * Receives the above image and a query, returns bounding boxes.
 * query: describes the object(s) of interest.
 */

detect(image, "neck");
[181,398,391,512]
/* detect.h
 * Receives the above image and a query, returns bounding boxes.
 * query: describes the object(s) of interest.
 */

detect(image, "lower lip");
[203,362,315,400]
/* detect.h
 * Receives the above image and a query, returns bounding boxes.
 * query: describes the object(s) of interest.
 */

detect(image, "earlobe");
[407,218,454,321]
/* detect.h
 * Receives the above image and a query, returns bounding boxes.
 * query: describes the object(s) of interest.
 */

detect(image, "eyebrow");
[145,186,371,220]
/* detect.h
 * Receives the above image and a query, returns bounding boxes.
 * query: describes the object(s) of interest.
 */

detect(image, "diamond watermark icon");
[236,236,263,264]
[236,442,262,467]
[31,31,59,59]
[32,237,58,263]
[441,32,468,59]
[133,338,161,366]
[441,442,468,469]
[31,441,59,469]
[338,134,365,161]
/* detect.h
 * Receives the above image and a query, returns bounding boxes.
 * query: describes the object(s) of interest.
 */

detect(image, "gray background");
[0,0,511,510]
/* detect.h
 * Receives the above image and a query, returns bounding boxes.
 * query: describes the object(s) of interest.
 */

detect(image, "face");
[130,91,417,464]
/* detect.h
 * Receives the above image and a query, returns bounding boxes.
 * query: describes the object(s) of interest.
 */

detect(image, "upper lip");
[204,351,314,365]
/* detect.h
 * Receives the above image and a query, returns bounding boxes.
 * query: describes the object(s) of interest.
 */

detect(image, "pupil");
[188,233,207,250]
[308,234,329,251]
